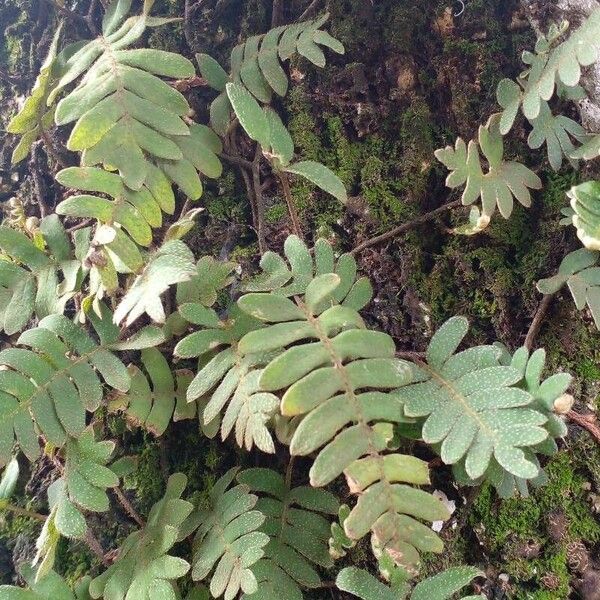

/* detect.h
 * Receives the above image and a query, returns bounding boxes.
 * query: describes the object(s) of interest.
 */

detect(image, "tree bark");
[521,0,600,132]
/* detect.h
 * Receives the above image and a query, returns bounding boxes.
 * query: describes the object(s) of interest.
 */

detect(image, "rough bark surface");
[521,0,600,131]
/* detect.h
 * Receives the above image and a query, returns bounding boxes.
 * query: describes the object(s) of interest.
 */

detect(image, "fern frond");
[0,567,91,600]
[526,101,585,170]
[237,468,338,599]
[114,239,197,326]
[174,304,279,452]
[0,216,84,335]
[244,235,372,304]
[233,240,449,576]
[177,256,237,307]
[336,565,484,600]
[435,114,542,222]
[89,473,193,599]
[198,15,344,134]
[225,84,347,202]
[48,1,219,196]
[47,429,119,539]
[399,317,550,483]
[109,347,191,436]
[566,181,600,251]
[0,314,130,464]
[537,248,600,329]
[187,468,269,600]
[519,10,600,122]
[5,27,84,165]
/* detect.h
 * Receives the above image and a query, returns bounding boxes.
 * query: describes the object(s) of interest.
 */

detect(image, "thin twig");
[86,0,100,35]
[278,172,303,239]
[66,218,94,233]
[251,146,267,253]
[350,199,461,256]
[240,166,259,233]
[396,351,426,361]
[40,128,69,169]
[298,0,324,21]
[567,410,600,443]
[285,456,295,489]
[184,0,204,52]
[2,503,47,522]
[272,0,284,26]
[113,486,145,528]
[524,294,554,350]
[220,153,254,171]
[42,0,91,31]
[84,529,111,566]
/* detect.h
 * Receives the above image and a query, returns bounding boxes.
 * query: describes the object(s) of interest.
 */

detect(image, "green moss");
[123,437,164,513]
[55,539,94,587]
[265,203,287,224]
[469,449,600,598]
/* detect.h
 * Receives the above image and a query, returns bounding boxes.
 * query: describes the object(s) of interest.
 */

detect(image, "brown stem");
[396,350,426,361]
[298,0,323,21]
[42,0,91,30]
[350,199,461,256]
[278,172,303,239]
[220,153,254,171]
[113,487,145,528]
[240,167,259,234]
[85,0,99,35]
[272,0,284,26]
[285,455,295,489]
[40,128,69,169]
[2,503,47,522]
[66,218,94,233]
[184,0,203,52]
[567,410,600,443]
[251,146,267,253]
[84,529,111,566]
[524,294,554,350]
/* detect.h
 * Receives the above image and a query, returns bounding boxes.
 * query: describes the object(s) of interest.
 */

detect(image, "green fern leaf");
[537,248,600,328]
[6,27,85,164]
[177,256,237,308]
[175,304,278,452]
[336,567,398,600]
[202,17,343,134]
[284,161,347,203]
[233,238,449,576]
[336,565,484,600]
[89,473,192,599]
[400,317,549,481]
[410,566,483,600]
[566,181,600,251]
[571,134,600,160]
[51,1,219,197]
[237,468,338,598]
[435,114,542,221]
[188,469,269,600]
[527,101,585,170]
[0,314,129,464]
[109,348,191,436]
[0,217,84,335]
[114,239,196,326]
[244,236,372,307]
[520,9,600,120]
[46,429,119,540]
[0,567,89,600]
